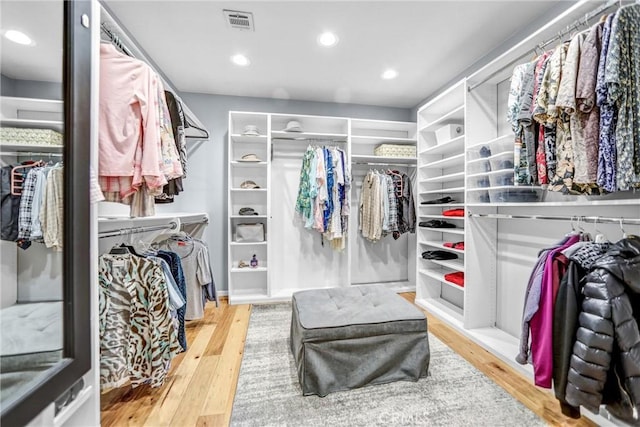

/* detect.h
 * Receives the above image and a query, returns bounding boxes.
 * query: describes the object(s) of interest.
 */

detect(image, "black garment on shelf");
[1,166,21,241]
[420,196,455,205]
[419,220,456,229]
[421,250,458,260]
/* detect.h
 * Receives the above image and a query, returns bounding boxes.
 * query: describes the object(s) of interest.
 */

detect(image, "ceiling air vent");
[223,10,254,31]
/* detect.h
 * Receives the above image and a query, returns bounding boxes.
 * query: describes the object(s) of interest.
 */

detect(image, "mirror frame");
[1,0,92,425]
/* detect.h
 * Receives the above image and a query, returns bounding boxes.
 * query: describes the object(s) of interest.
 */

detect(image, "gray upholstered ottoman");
[290,285,430,397]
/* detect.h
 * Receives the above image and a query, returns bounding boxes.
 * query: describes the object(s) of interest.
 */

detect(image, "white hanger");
[620,218,628,239]
[593,217,607,243]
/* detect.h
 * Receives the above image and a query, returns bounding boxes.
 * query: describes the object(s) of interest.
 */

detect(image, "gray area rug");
[231,304,544,426]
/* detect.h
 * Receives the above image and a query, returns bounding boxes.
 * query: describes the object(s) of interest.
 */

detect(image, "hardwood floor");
[100,294,595,427]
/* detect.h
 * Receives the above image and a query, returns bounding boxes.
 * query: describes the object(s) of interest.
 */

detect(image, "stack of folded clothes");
[444,271,464,287]
[418,220,456,228]
[443,241,464,250]
[421,251,458,260]
[420,196,456,205]
[442,208,464,217]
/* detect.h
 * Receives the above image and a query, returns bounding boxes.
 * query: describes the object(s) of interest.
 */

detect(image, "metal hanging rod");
[0,151,63,157]
[467,0,618,92]
[468,213,640,225]
[99,221,179,239]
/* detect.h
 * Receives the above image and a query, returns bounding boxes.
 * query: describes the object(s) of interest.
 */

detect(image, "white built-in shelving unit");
[227,112,271,304]
[415,80,467,321]
[227,112,417,303]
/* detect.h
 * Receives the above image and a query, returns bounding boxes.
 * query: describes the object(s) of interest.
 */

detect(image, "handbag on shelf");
[235,223,265,242]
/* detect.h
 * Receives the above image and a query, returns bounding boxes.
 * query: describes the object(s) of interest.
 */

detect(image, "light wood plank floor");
[101,294,595,427]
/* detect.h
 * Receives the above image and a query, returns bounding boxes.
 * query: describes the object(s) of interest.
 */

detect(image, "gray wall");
[161,93,412,292]
[1,74,16,97]
[0,75,62,100]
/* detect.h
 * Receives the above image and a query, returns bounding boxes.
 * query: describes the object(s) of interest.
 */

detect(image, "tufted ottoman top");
[292,285,426,342]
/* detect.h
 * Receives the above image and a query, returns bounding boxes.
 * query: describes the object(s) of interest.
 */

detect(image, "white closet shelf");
[419,105,465,132]
[468,134,513,150]
[230,267,268,273]
[419,269,465,292]
[230,134,268,143]
[351,154,416,165]
[419,203,465,208]
[420,241,465,255]
[0,143,62,153]
[420,215,465,220]
[421,153,465,169]
[467,150,513,165]
[351,135,416,144]
[422,171,465,183]
[419,187,465,195]
[467,169,513,179]
[414,297,464,323]
[466,199,640,207]
[419,135,465,157]
[466,185,542,192]
[271,131,347,141]
[230,215,268,219]
[1,118,64,133]
[230,161,268,167]
[230,241,268,246]
[0,96,63,113]
[351,118,417,132]
[424,258,464,271]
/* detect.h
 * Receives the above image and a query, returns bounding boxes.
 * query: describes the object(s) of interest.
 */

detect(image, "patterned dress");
[99,254,181,389]
[596,14,618,192]
[605,5,640,191]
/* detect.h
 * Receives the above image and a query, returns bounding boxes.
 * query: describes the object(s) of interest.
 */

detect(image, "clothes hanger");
[109,244,131,255]
[620,218,628,239]
[593,217,607,243]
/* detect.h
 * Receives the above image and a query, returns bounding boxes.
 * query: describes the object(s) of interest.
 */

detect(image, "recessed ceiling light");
[381,69,398,80]
[231,54,250,66]
[4,29,33,46]
[317,32,338,47]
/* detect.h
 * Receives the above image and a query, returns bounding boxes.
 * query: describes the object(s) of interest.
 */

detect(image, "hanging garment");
[515,60,538,185]
[565,237,640,422]
[528,233,580,387]
[98,253,181,389]
[532,52,552,185]
[157,250,188,351]
[552,242,610,418]
[596,13,618,192]
[605,5,640,191]
[16,168,38,245]
[159,238,213,321]
[40,165,64,251]
[507,63,530,132]
[0,166,20,241]
[575,20,606,186]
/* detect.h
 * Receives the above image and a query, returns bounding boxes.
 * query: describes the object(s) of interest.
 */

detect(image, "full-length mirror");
[1,1,92,424]
[0,0,65,412]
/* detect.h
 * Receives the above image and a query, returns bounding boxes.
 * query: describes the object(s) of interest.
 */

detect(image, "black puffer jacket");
[565,237,640,419]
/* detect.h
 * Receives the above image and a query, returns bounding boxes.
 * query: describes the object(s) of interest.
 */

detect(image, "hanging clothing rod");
[98,221,179,239]
[0,151,63,157]
[468,213,640,225]
[99,5,210,140]
[467,0,618,92]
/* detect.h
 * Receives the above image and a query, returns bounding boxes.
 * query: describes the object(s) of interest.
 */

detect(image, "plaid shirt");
[17,168,39,240]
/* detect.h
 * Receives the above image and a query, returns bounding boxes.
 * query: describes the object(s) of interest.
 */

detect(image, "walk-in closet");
[1,0,639,426]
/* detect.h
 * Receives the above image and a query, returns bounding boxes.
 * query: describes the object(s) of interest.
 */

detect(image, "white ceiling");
[1,1,568,108]
[0,1,63,83]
